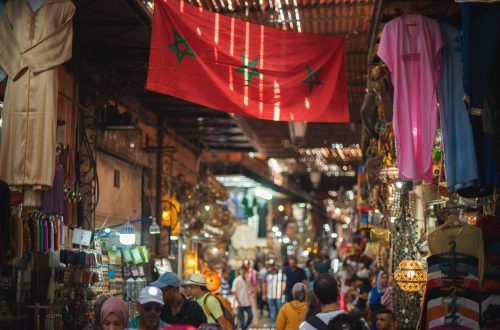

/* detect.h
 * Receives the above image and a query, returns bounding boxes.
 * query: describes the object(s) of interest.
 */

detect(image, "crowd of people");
[84,255,395,330]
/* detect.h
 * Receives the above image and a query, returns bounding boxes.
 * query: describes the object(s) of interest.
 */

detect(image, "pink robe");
[377,14,443,181]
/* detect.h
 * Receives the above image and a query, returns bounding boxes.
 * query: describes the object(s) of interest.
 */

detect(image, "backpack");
[203,293,236,330]
[305,315,328,330]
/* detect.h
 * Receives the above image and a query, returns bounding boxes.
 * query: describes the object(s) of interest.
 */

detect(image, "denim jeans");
[237,306,253,330]
[267,298,282,326]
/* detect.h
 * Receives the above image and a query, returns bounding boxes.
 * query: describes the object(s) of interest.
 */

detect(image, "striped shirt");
[266,270,286,299]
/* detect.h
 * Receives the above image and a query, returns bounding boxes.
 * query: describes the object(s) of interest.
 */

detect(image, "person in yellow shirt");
[186,274,225,326]
[276,283,307,330]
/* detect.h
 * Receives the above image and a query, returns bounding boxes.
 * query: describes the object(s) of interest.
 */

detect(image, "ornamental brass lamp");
[394,259,427,292]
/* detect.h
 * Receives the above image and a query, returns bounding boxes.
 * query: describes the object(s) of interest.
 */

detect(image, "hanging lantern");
[204,270,222,292]
[394,260,427,292]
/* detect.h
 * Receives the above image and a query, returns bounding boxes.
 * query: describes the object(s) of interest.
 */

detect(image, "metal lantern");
[394,260,427,292]
[202,244,227,268]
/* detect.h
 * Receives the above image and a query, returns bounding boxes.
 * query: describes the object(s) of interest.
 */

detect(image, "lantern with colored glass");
[394,260,427,292]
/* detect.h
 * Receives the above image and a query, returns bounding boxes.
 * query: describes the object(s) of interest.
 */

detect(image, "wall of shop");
[95,151,144,230]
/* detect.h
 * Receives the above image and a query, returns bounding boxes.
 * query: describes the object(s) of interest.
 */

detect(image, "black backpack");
[305,315,328,330]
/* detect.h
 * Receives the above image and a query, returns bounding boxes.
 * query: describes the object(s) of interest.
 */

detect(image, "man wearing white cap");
[128,286,170,330]
[186,273,224,326]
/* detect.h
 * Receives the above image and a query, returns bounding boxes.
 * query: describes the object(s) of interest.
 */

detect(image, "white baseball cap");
[183,273,207,287]
[139,286,165,305]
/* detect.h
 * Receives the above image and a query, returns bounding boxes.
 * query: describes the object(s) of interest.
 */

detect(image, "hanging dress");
[377,14,444,181]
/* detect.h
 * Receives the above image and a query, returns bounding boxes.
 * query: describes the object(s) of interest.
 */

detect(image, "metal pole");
[155,125,164,255]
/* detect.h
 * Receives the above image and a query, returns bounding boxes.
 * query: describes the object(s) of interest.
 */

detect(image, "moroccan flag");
[147,0,349,122]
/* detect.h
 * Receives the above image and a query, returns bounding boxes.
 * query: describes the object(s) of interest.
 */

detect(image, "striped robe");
[0,0,75,191]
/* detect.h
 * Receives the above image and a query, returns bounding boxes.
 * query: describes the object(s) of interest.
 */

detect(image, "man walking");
[283,256,307,302]
[262,262,286,327]
[232,266,253,330]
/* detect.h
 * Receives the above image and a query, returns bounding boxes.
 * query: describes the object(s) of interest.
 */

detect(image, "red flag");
[147,0,349,122]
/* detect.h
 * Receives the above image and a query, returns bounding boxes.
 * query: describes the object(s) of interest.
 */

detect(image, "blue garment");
[237,306,253,330]
[369,287,383,311]
[231,196,246,219]
[438,23,479,191]
[283,266,307,297]
[462,2,500,110]
[221,277,230,298]
[369,287,384,330]
[128,315,169,329]
[315,262,330,274]
[267,298,282,326]
[304,268,314,290]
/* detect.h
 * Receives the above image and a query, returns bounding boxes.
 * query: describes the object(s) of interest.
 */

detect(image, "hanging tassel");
[59,217,65,247]
[23,218,30,254]
[71,194,77,228]
[65,193,72,226]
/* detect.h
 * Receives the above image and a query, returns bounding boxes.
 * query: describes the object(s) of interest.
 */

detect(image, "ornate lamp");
[394,259,427,292]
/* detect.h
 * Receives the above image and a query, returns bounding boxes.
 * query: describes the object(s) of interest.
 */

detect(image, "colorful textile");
[377,14,443,181]
[419,248,481,330]
[426,305,479,323]
[147,0,349,122]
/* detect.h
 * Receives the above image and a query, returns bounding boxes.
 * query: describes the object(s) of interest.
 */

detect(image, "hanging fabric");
[42,145,65,215]
[437,23,479,192]
[0,0,76,190]
[377,14,443,181]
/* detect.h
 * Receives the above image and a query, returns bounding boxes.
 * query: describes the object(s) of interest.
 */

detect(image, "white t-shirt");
[300,311,345,330]
[232,275,251,307]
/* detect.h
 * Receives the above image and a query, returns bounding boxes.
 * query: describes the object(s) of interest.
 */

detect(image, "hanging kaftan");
[0,0,75,191]
[437,23,478,191]
[377,14,443,181]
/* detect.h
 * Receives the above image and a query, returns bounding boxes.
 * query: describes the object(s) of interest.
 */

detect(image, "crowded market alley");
[0,0,499,329]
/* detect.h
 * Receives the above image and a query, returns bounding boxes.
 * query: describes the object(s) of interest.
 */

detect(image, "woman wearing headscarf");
[275,283,307,330]
[369,271,389,330]
[83,295,111,330]
[100,296,130,330]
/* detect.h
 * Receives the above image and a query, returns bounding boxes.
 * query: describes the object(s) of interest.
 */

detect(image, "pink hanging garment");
[377,14,444,181]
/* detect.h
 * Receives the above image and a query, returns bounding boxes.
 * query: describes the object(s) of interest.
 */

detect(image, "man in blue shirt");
[283,256,308,302]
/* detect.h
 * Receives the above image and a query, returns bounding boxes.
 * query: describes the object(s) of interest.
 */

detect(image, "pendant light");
[149,217,161,235]
[119,220,136,245]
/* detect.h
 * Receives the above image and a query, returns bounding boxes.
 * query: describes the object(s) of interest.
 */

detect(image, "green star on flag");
[168,29,195,64]
[302,65,324,94]
[235,54,263,86]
